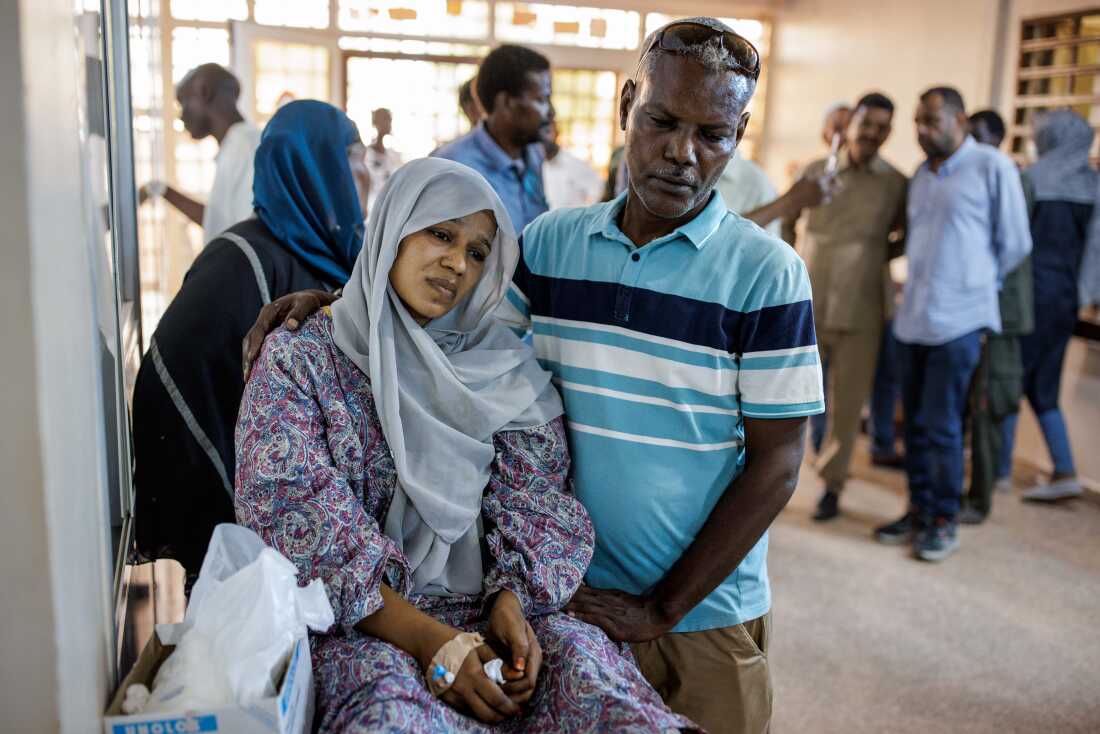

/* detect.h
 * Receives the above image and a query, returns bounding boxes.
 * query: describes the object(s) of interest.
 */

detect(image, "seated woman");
[133,100,371,576]
[235,158,695,732]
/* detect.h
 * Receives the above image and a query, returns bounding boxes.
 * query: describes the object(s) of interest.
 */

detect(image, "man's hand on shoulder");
[241,289,338,380]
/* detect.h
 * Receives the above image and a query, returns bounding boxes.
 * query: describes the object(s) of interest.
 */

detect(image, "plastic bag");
[141,524,334,713]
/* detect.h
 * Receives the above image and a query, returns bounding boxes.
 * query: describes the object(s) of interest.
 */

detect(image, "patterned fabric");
[495,190,824,633]
[235,312,696,733]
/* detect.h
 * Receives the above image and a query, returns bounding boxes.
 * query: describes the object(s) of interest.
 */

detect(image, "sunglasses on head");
[644,22,761,80]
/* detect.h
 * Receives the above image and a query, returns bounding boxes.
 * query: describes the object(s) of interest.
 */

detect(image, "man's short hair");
[856,91,894,115]
[969,109,1006,143]
[459,78,475,106]
[476,45,550,114]
[181,63,241,102]
[920,86,966,116]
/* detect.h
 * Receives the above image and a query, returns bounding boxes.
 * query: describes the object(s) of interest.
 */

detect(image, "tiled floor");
[771,441,1100,734]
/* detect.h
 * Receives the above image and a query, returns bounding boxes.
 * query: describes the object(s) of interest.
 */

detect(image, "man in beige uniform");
[784,92,907,521]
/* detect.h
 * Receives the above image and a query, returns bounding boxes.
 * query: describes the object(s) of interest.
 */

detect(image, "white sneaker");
[994,477,1013,494]
[1021,478,1083,502]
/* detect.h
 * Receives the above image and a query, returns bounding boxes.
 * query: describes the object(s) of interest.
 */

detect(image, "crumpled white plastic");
[138,524,334,714]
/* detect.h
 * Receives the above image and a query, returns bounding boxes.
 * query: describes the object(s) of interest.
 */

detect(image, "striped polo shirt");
[497,190,824,632]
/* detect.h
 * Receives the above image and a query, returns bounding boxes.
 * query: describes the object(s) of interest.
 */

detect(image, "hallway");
[770,448,1100,734]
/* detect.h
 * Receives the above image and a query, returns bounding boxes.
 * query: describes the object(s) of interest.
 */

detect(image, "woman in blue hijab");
[134,100,373,578]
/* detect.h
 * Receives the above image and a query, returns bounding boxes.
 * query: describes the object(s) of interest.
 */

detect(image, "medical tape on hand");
[427,632,485,697]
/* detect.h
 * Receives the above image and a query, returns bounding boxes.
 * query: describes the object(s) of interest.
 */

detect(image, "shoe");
[1021,478,1083,502]
[994,477,1013,494]
[957,506,987,525]
[871,453,906,470]
[813,490,839,521]
[914,518,959,562]
[874,511,924,545]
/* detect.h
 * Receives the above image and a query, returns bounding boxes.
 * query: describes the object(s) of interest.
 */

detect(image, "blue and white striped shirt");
[497,191,824,632]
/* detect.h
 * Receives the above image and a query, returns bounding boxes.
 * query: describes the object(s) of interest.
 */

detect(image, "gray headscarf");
[1028,109,1098,204]
[331,158,562,595]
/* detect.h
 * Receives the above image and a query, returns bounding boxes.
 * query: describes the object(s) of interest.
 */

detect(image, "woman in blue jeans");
[999,110,1095,501]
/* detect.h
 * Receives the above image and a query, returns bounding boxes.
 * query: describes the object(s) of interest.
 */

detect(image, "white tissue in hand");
[121,684,151,714]
[143,525,335,714]
[483,657,506,685]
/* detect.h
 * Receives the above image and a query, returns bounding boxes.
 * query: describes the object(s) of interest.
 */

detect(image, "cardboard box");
[103,625,314,734]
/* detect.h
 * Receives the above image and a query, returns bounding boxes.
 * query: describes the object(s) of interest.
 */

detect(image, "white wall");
[0,0,116,731]
[0,0,57,727]
[761,0,1002,183]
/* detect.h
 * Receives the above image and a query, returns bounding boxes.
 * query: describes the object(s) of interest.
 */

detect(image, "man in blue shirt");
[500,19,823,734]
[243,20,823,733]
[433,45,551,233]
[876,87,1031,560]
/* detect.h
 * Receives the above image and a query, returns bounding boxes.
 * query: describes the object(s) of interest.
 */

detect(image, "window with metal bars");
[1012,9,1100,163]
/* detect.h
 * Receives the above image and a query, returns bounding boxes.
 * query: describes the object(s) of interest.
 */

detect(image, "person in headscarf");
[133,100,372,576]
[998,109,1097,502]
[234,158,697,732]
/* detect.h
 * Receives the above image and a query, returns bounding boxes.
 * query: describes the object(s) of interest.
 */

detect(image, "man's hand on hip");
[565,585,675,643]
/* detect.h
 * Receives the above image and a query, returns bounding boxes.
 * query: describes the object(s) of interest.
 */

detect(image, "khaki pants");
[631,614,772,734]
[816,326,882,490]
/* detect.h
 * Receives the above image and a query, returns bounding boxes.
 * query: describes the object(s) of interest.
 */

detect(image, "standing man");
[876,87,1030,560]
[783,92,908,521]
[503,19,822,733]
[365,107,403,216]
[960,109,1033,523]
[969,109,1006,149]
[540,118,604,209]
[141,63,261,243]
[434,45,552,233]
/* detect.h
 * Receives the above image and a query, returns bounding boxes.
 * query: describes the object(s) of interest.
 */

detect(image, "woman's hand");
[357,587,520,724]
[487,590,542,705]
[241,289,338,380]
[438,642,522,724]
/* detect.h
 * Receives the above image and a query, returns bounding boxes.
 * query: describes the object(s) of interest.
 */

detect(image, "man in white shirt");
[365,107,403,216]
[540,119,603,209]
[716,150,780,237]
[141,63,261,243]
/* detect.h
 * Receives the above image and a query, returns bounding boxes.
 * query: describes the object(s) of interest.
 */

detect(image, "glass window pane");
[346,56,478,159]
[169,27,229,200]
[128,13,161,111]
[339,0,489,38]
[496,3,640,50]
[169,0,247,22]
[338,36,489,57]
[251,41,332,125]
[254,0,330,29]
[551,68,618,174]
[170,26,229,83]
